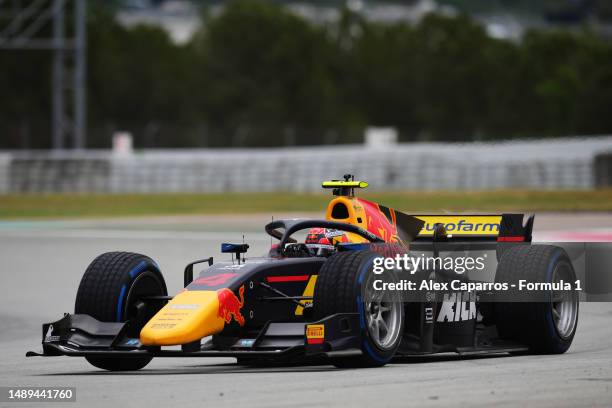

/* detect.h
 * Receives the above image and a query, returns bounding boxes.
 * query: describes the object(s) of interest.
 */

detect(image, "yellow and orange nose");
[139,290,225,346]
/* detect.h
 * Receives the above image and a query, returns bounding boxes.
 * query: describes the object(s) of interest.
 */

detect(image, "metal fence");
[1,136,611,193]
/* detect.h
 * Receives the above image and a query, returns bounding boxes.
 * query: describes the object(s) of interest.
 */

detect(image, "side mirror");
[184,257,213,287]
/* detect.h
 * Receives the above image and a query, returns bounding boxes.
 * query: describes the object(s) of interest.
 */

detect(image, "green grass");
[1,190,611,219]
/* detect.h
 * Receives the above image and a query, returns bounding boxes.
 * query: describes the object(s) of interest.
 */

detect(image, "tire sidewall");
[354,254,404,365]
[543,249,578,353]
[120,264,166,322]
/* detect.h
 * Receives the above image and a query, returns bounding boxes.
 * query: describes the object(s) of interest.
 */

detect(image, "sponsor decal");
[217,285,246,326]
[124,338,140,346]
[306,324,325,345]
[437,292,476,322]
[220,264,247,270]
[169,304,200,310]
[238,339,256,347]
[306,243,335,250]
[44,324,60,342]
[150,323,177,329]
[354,199,401,243]
[425,307,434,323]
[193,273,237,286]
[325,229,346,238]
[416,216,502,236]
[295,275,318,316]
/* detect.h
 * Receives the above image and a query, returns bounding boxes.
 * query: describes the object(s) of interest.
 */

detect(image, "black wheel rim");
[124,271,166,322]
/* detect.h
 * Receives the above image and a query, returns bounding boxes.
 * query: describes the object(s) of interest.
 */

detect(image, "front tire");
[75,252,167,371]
[313,251,404,368]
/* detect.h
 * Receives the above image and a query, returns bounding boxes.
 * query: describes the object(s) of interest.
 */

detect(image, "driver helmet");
[305,228,348,247]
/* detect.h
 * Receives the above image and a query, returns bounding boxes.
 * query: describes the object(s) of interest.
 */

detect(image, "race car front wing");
[26,313,364,360]
[27,310,528,361]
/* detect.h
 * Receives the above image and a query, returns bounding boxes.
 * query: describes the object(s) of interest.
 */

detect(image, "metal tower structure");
[0,0,87,150]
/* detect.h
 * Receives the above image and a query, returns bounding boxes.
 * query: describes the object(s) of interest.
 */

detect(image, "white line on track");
[534,229,612,242]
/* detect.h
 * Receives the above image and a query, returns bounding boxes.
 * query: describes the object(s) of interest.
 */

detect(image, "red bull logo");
[217,285,245,326]
[358,199,401,243]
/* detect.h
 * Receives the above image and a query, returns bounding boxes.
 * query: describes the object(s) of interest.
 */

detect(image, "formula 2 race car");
[28,175,579,370]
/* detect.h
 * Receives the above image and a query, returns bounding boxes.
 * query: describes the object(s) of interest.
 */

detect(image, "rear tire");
[313,251,404,368]
[495,245,578,354]
[75,252,167,371]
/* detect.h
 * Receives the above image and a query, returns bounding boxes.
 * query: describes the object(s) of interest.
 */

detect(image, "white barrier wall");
[0,153,10,194]
[2,136,612,193]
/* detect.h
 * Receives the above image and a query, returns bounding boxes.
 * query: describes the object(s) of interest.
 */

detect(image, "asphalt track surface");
[1,213,611,407]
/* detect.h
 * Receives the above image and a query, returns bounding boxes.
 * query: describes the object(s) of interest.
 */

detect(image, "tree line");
[1,0,612,148]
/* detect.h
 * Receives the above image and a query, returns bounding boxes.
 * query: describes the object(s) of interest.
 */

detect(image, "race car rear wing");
[412,213,534,242]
